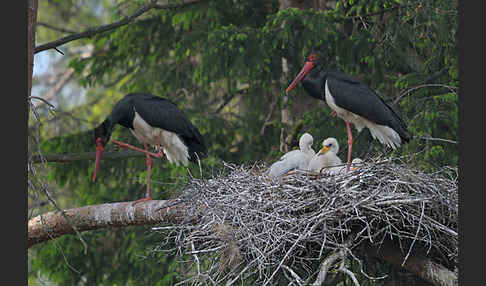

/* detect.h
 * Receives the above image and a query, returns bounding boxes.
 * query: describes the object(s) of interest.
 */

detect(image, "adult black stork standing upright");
[92,93,207,205]
[286,53,412,172]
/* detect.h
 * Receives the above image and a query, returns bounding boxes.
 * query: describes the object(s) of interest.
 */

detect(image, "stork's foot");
[154,148,163,158]
[131,196,152,206]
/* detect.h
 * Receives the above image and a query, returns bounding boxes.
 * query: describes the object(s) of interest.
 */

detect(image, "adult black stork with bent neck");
[92,93,207,205]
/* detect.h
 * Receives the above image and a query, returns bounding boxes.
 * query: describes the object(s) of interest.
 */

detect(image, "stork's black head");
[286,53,324,94]
[305,53,324,66]
[94,121,111,147]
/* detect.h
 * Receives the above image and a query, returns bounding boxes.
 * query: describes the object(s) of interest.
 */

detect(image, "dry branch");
[312,233,356,286]
[34,0,201,54]
[28,199,189,248]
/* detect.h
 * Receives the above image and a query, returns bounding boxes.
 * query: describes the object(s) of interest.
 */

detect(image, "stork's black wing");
[127,93,207,161]
[326,71,412,143]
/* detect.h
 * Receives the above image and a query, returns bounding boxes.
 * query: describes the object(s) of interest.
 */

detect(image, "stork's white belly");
[324,81,402,149]
[130,110,190,166]
[325,81,366,132]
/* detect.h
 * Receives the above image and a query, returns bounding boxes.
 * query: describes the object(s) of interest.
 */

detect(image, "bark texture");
[27,0,38,101]
[28,199,189,248]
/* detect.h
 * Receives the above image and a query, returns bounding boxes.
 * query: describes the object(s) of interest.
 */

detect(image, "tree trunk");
[27,0,38,102]
[279,57,291,153]
[277,1,328,152]
[366,240,458,286]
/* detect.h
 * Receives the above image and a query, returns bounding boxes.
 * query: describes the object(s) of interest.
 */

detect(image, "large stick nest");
[153,157,458,285]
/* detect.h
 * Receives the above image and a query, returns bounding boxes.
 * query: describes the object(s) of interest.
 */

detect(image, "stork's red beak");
[285,61,314,94]
[92,137,104,183]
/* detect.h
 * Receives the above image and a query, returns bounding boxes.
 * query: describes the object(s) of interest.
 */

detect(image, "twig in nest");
[312,233,356,286]
[339,258,360,286]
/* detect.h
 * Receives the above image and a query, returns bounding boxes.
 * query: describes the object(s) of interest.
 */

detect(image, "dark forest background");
[28,0,458,284]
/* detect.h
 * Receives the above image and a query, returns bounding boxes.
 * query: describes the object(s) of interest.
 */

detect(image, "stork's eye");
[309,54,318,62]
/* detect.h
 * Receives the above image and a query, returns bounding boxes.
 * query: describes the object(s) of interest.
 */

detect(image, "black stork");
[92,93,207,205]
[286,53,412,172]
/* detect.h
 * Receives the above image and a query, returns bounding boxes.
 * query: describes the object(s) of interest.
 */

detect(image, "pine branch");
[34,0,201,54]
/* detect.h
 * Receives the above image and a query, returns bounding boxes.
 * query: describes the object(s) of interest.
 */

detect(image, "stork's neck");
[94,118,115,146]
[301,67,327,100]
[109,99,134,129]
[103,115,118,134]
[102,108,130,133]
[299,144,314,155]
[330,145,339,155]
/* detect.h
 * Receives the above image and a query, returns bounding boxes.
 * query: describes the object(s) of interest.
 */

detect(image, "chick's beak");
[317,145,330,155]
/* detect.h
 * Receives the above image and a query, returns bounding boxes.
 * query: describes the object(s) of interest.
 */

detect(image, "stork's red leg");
[144,143,152,198]
[345,121,353,173]
[112,140,163,159]
[132,144,153,206]
[110,139,164,205]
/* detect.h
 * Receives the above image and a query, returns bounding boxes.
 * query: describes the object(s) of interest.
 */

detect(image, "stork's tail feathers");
[386,105,413,144]
[366,123,411,150]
